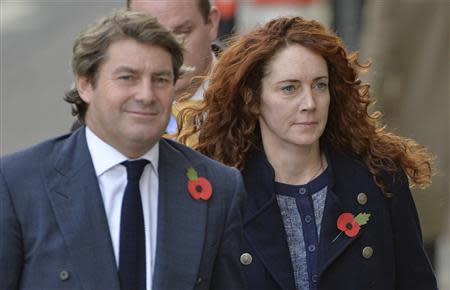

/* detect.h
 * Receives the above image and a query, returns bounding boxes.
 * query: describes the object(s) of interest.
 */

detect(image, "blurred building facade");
[360,1,449,288]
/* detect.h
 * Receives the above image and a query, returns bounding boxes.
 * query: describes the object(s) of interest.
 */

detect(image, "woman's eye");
[281,85,296,93]
[314,82,328,90]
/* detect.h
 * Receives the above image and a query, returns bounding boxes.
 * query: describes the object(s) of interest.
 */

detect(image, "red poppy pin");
[332,212,371,243]
[187,166,212,200]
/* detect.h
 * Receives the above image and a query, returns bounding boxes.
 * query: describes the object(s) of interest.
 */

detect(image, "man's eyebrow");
[172,20,194,31]
[112,66,139,74]
[153,70,174,77]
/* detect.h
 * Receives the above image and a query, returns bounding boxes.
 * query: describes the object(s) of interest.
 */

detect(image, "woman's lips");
[295,121,318,126]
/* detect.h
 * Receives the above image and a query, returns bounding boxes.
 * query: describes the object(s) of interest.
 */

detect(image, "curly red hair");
[178,17,433,191]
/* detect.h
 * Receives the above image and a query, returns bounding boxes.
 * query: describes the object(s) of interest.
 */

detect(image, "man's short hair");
[65,8,184,122]
[127,0,211,22]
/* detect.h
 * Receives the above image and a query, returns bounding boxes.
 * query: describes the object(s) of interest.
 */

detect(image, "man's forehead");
[132,0,202,22]
[102,39,173,68]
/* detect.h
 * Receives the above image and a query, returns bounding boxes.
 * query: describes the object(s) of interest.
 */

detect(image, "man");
[0,9,245,290]
[128,0,220,135]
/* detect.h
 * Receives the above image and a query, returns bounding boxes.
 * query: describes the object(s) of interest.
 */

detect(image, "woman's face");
[258,44,330,151]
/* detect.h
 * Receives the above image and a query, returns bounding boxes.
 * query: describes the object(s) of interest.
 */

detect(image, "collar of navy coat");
[46,127,209,290]
[241,147,382,289]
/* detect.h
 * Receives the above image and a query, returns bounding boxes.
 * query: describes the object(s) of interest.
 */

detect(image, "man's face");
[77,38,175,158]
[131,0,219,97]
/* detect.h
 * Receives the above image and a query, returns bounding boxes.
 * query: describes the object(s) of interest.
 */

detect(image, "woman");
[178,17,437,290]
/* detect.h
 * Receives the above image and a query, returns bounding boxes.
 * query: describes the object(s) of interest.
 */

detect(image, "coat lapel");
[244,201,297,290]
[152,139,207,290]
[45,128,120,290]
[242,150,296,290]
[317,151,363,275]
[317,188,360,275]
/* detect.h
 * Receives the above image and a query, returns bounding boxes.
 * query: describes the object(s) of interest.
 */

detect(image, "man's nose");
[135,79,155,103]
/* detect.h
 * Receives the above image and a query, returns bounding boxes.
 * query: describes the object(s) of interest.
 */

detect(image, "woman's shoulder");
[327,149,409,194]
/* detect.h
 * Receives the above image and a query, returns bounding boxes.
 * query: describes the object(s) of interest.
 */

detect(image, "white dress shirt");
[85,127,158,290]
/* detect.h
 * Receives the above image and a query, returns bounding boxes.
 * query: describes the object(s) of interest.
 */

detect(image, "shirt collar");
[85,126,159,177]
[190,79,209,101]
[190,51,215,101]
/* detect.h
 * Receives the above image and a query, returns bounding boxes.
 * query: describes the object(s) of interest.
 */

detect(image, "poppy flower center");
[346,222,353,230]
[196,185,203,192]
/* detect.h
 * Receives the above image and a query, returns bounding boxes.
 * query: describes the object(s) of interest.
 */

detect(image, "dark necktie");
[119,159,149,290]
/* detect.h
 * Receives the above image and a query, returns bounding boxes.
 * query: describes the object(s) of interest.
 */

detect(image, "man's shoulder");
[1,133,73,172]
[161,138,238,175]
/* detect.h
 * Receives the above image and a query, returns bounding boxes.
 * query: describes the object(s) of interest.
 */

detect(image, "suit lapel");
[152,139,207,290]
[46,128,120,290]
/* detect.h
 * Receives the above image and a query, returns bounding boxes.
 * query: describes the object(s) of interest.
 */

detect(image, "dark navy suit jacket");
[240,148,437,290]
[0,127,246,290]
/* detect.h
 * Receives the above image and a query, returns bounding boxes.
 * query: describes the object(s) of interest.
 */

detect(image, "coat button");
[196,277,203,284]
[357,192,368,205]
[240,253,253,265]
[362,246,373,259]
[305,215,312,223]
[312,274,319,283]
[59,270,70,281]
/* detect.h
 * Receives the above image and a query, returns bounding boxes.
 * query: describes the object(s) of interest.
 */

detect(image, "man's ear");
[75,75,94,104]
[207,6,221,42]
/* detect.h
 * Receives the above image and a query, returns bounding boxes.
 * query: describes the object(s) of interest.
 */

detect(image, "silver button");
[240,253,253,265]
[308,244,316,252]
[362,246,373,259]
[299,187,307,195]
[357,192,368,205]
[196,277,203,284]
[59,270,70,281]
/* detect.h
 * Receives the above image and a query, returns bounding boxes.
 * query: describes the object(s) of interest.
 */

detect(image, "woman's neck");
[264,142,326,185]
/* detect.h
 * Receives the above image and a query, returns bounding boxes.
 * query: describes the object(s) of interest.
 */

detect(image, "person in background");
[128,0,220,136]
[0,9,246,290]
[178,16,438,290]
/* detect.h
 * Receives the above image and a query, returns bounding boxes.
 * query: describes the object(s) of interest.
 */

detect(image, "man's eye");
[118,75,133,81]
[174,27,192,36]
[154,77,170,85]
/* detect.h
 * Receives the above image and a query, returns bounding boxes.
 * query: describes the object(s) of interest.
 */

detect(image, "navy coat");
[240,149,437,290]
